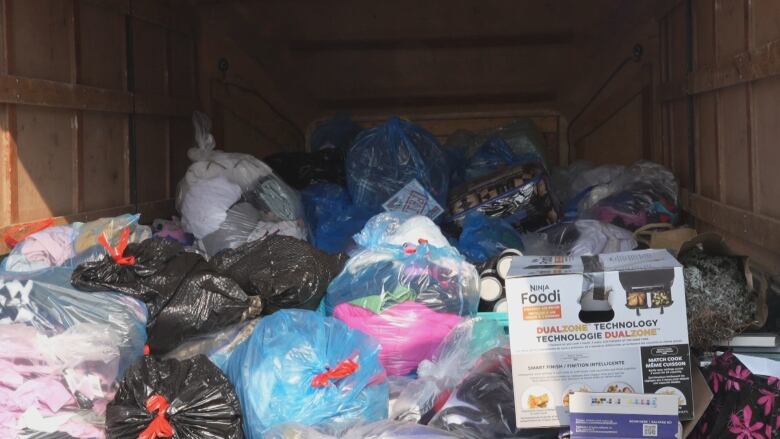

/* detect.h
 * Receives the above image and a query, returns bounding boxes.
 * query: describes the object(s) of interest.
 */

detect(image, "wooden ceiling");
[195,0,676,116]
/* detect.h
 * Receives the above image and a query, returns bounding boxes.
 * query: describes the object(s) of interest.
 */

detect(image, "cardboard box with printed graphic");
[505,249,693,429]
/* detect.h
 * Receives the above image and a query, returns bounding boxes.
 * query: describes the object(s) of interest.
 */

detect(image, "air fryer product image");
[619,269,676,315]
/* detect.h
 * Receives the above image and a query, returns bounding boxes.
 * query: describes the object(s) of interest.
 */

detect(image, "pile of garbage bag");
[0,111,705,439]
[71,237,262,355]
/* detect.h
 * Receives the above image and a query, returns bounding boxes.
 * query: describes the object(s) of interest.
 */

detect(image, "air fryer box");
[504,249,693,429]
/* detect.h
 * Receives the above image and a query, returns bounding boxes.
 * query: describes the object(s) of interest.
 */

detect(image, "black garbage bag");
[71,238,262,354]
[106,354,243,439]
[212,235,347,314]
[264,148,346,190]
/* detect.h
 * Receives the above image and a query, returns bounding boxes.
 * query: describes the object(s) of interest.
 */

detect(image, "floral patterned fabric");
[693,353,780,439]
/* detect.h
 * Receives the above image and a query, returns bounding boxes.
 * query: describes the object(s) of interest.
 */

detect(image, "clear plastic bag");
[346,117,449,214]
[571,161,680,230]
[0,268,147,438]
[325,240,479,376]
[266,421,460,439]
[71,238,262,355]
[390,317,508,423]
[353,211,451,251]
[428,348,556,439]
[456,212,524,263]
[2,214,149,273]
[220,310,388,438]
[488,119,548,165]
[302,183,372,254]
[531,220,637,256]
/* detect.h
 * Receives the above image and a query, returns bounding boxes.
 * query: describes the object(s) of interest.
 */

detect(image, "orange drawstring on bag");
[98,227,136,265]
[311,357,360,388]
[3,218,55,248]
[138,394,174,439]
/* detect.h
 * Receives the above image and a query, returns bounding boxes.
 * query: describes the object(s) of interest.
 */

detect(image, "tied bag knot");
[99,227,136,265]
[139,394,174,439]
[311,357,360,388]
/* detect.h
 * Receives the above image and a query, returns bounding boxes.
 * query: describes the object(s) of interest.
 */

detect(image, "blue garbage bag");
[346,117,449,214]
[311,114,363,152]
[302,183,372,254]
[220,309,388,437]
[465,136,542,182]
[457,212,524,263]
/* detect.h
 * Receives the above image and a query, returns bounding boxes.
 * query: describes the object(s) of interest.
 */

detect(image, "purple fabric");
[333,301,462,376]
[0,324,119,438]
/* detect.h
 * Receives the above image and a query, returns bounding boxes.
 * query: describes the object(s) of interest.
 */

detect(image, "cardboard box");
[569,392,681,439]
[505,249,694,429]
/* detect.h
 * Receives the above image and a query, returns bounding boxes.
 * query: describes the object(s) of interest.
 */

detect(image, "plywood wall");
[0,0,198,249]
[658,0,780,271]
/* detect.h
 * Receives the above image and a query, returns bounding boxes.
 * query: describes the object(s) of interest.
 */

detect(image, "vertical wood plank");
[8,0,73,82]
[15,106,75,221]
[716,84,752,211]
[752,76,780,220]
[70,0,83,213]
[695,93,719,200]
[82,112,128,211]
[134,116,167,203]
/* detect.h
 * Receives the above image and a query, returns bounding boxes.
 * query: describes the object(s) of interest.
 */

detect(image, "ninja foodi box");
[504,250,693,429]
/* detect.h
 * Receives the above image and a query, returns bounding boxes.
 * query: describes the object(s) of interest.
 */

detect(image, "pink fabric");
[333,301,462,376]
[4,225,76,272]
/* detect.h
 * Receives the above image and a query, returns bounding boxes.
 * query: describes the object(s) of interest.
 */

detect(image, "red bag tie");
[139,394,173,439]
[311,358,360,388]
[99,227,136,265]
[3,218,55,248]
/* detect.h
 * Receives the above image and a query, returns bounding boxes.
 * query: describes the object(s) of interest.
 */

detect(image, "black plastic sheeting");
[106,355,243,439]
[71,239,262,354]
[212,235,347,315]
[264,149,346,190]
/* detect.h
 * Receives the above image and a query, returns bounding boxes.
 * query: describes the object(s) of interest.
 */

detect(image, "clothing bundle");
[0,268,147,438]
[346,117,449,215]
[557,161,679,230]
[325,219,479,376]
[520,219,637,257]
[428,348,555,439]
[105,354,244,439]
[177,112,306,257]
[390,317,508,424]
[2,214,150,273]
[219,310,388,438]
[211,235,346,314]
[71,238,262,355]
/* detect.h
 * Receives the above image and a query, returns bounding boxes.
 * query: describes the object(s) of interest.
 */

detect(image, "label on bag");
[383,179,444,220]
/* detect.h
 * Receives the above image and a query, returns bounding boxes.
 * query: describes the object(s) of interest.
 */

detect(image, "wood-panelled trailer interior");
[0,0,777,292]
